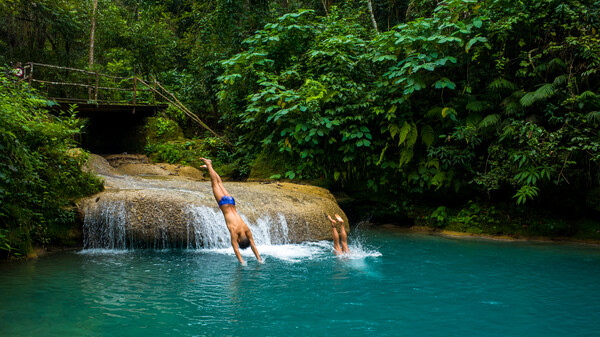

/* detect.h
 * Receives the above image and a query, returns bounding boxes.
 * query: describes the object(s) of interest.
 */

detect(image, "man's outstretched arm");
[247,232,262,263]
[230,237,246,265]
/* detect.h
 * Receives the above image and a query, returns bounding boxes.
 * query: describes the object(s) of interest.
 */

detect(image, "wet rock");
[78,155,347,247]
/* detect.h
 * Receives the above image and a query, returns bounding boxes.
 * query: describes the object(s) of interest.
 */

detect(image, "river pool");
[1,226,599,336]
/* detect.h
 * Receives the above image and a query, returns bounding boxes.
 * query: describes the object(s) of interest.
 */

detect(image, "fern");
[397,121,411,145]
[466,100,488,112]
[376,143,389,165]
[553,74,567,87]
[533,63,547,74]
[520,92,537,107]
[430,172,446,189]
[478,114,501,128]
[466,113,482,127]
[406,122,418,148]
[424,158,440,170]
[548,58,566,72]
[399,147,414,167]
[488,77,518,92]
[502,92,523,115]
[586,111,600,125]
[578,91,597,100]
[520,83,555,107]
[425,106,442,119]
[421,124,434,148]
[499,124,515,141]
[389,123,400,139]
[535,83,556,98]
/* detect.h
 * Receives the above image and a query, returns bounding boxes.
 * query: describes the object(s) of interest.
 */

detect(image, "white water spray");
[83,202,292,250]
[83,200,129,249]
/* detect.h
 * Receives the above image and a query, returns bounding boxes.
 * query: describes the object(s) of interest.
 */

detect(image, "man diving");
[200,158,262,265]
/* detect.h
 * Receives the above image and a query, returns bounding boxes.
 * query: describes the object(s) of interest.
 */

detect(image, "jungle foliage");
[0,75,103,258]
[218,0,600,215]
[1,0,599,245]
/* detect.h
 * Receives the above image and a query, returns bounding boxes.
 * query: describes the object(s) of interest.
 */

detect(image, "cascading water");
[184,206,290,249]
[83,198,292,250]
[79,154,346,250]
[83,200,129,249]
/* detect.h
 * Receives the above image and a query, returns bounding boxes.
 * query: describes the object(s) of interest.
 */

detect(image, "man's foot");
[327,214,337,226]
[199,158,212,169]
[334,214,344,223]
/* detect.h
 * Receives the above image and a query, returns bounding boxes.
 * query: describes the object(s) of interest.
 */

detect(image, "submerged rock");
[78,155,347,248]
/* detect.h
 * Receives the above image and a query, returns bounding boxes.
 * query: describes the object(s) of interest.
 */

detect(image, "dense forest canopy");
[1,0,600,257]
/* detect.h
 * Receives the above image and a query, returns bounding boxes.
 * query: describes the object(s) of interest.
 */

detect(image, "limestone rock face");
[78,155,347,248]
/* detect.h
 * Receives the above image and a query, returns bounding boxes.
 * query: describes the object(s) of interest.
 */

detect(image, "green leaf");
[406,123,418,147]
[466,36,487,53]
[488,78,518,91]
[421,125,435,148]
[398,122,411,145]
[377,143,389,166]
[478,114,501,128]
[465,100,488,112]
[389,124,400,139]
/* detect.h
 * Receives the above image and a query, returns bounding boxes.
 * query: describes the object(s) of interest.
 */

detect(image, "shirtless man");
[327,213,350,255]
[200,158,262,265]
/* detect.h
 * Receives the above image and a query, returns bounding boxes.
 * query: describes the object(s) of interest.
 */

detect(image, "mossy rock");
[248,152,287,180]
[145,117,184,142]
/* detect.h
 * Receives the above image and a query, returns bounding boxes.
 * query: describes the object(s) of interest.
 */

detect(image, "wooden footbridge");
[20,62,166,116]
[17,62,229,151]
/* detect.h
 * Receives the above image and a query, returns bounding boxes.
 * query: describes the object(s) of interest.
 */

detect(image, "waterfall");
[83,200,129,249]
[83,201,291,250]
[80,155,343,250]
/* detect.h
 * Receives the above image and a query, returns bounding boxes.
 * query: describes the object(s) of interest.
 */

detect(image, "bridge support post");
[94,71,99,103]
[28,62,33,85]
[132,76,137,114]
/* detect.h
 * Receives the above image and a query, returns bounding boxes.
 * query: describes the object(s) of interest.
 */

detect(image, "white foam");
[78,248,133,255]
[195,240,381,263]
[343,242,383,259]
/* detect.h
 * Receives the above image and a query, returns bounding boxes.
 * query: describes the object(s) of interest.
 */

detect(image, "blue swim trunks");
[218,195,235,207]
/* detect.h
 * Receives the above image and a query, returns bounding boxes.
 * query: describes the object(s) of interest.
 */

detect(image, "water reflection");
[2,230,600,337]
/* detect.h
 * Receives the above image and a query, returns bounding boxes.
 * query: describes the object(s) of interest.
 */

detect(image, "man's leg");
[327,214,342,255]
[333,214,350,253]
[332,226,342,255]
[340,225,350,253]
[200,158,229,203]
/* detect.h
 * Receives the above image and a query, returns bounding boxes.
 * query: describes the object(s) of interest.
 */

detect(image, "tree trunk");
[89,0,98,100]
[89,0,98,68]
[367,0,379,34]
[321,0,330,16]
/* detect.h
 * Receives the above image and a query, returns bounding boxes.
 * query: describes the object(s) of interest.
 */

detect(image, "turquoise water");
[1,227,600,337]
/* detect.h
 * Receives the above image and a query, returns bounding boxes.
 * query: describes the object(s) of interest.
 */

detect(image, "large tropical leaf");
[466,100,489,112]
[488,77,518,92]
[478,114,501,128]
[421,124,435,148]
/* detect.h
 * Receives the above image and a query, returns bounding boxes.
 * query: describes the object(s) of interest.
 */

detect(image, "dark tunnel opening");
[80,114,148,154]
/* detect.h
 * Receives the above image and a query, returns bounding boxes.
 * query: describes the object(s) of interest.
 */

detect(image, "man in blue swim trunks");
[200,158,262,265]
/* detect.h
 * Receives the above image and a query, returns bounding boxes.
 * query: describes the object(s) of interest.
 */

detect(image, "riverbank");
[406,225,600,246]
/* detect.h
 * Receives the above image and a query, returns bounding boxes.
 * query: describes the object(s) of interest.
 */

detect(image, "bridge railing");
[18,62,233,146]
[21,62,159,105]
